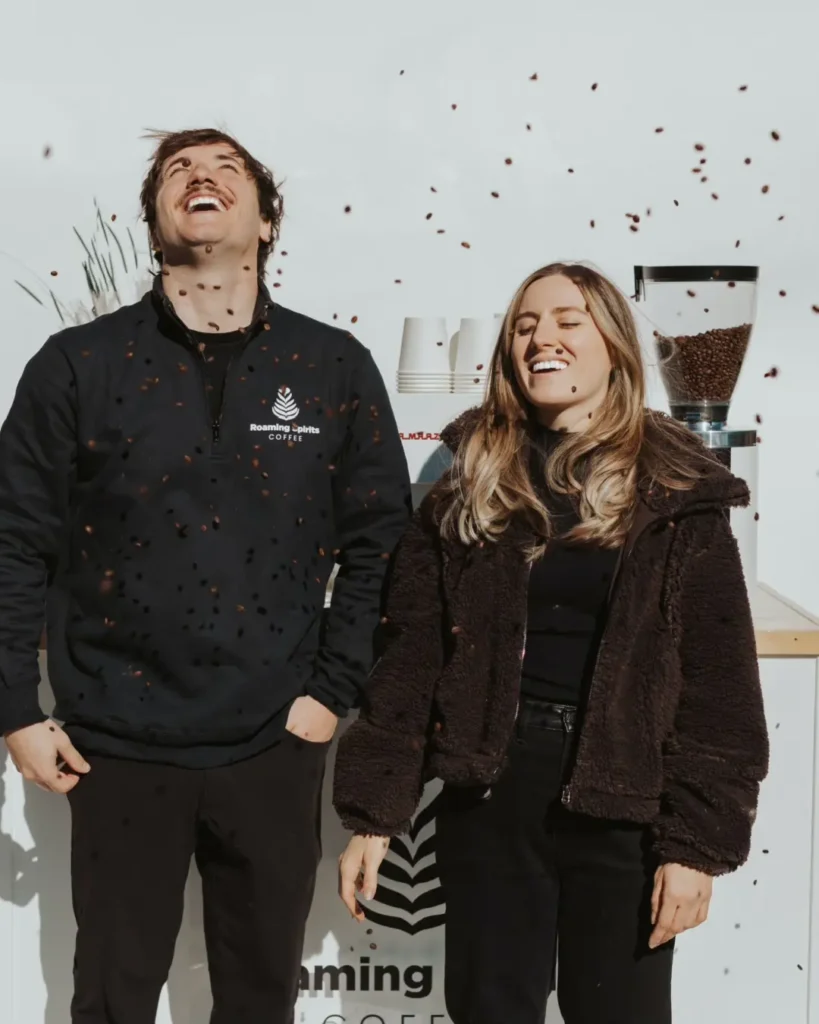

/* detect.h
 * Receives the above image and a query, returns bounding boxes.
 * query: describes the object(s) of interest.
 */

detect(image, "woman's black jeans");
[435,697,674,1024]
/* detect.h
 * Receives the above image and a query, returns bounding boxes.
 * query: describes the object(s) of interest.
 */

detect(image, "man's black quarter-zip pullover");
[0,277,412,766]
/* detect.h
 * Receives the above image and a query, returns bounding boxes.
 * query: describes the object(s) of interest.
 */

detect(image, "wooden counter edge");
[37,584,819,659]
[754,584,819,658]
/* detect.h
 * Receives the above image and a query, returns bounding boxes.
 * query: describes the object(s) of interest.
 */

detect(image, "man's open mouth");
[184,193,228,213]
[530,359,569,374]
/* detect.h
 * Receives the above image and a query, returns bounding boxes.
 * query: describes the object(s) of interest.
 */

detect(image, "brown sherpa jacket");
[333,409,770,876]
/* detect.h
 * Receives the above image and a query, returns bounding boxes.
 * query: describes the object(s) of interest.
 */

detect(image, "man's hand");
[649,862,713,949]
[286,695,338,744]
[4,720,90,794]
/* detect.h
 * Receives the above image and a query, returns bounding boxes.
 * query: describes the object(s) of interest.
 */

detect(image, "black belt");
[517,697,578,733]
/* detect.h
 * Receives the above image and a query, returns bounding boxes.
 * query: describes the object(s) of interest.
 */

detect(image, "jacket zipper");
[513,560,533,728]
[160,293,269,451]
[490,559,531,782]
[560,520,659,808]
[210,347,241,447]
[190,344,221,445]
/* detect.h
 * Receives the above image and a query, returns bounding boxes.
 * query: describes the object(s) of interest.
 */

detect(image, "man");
[0,128,411,1023]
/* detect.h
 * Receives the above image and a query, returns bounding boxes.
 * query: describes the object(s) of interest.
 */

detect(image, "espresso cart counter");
[639,584,819,1024]
[752,585,819,657]
[7,508,819,1021]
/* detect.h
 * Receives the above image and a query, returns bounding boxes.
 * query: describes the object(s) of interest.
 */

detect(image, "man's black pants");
[436,698,675,1024]
[67,731,328,1024]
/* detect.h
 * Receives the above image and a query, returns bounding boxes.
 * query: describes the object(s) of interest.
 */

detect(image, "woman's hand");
[649,862,713,948]
[338,835,391,921]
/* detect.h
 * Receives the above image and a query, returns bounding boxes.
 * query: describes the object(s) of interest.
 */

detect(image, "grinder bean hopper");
[633,265,760,584]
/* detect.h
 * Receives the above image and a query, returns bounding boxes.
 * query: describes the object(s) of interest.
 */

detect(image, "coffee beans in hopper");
[656,324,752,403]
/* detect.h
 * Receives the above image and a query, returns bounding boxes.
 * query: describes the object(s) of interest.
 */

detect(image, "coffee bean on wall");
[656,324,752,402]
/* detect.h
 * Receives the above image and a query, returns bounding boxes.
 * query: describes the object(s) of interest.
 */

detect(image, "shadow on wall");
[418,444,452,484]
[411,444,452,511]
[0,673,78,1024]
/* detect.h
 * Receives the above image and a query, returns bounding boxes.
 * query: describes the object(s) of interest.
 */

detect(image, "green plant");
[11,200,153,325]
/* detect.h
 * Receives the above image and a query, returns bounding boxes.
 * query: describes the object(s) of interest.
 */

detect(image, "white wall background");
[1,1,818,1021]
[3,0,819,610]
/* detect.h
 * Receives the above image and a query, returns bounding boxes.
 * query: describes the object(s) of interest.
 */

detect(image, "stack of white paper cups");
[451,316,502,394]
[396,317,452,393]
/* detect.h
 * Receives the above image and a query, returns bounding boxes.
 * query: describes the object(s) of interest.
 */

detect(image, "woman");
[333,262,769,1023]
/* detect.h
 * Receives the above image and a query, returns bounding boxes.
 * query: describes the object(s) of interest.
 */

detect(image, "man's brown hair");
[139,128,284,278]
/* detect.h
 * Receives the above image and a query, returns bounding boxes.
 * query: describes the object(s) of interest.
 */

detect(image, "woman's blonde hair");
[440,261,715,553]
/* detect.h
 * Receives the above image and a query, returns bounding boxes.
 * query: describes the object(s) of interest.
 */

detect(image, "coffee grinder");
[633,265,759,586]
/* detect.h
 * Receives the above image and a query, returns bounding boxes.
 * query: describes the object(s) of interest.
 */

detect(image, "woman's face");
[511,274,613,429]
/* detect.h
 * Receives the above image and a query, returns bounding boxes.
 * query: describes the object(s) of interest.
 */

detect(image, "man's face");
[152,143,271,262]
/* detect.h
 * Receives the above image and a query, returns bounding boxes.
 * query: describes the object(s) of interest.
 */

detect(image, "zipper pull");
[212,421,220,443]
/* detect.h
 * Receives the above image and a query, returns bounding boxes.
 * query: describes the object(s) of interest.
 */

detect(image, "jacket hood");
[439,406,750,517]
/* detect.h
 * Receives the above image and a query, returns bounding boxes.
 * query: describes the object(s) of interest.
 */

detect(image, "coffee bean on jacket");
[656,324,751,402]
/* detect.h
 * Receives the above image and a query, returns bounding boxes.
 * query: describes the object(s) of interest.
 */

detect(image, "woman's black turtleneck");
[520,426,621,706]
